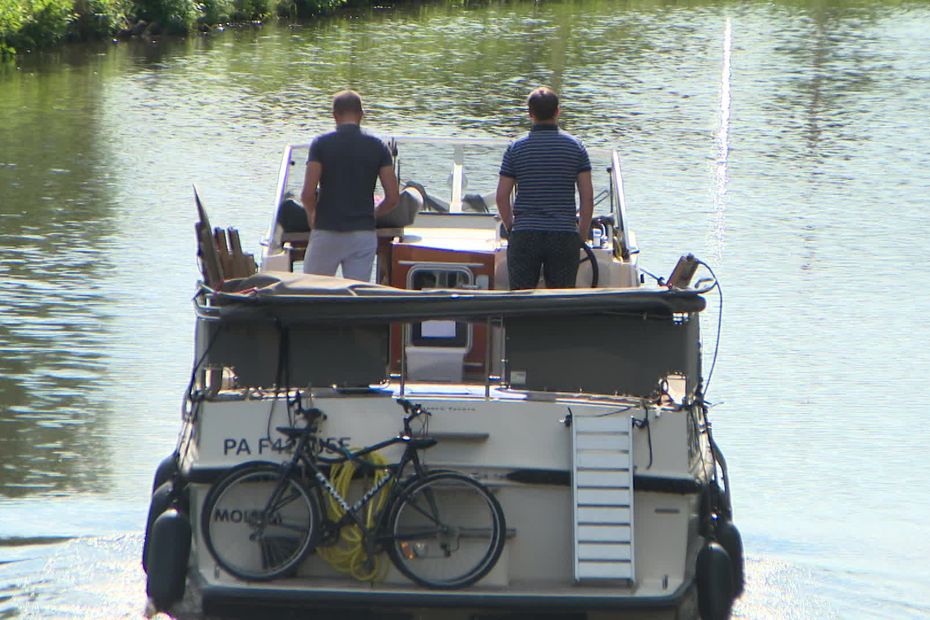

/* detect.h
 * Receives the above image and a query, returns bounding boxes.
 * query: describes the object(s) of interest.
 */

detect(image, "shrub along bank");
[0,0,345,57]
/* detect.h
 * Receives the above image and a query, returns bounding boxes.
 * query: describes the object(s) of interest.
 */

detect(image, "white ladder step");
[577,488,631,505]
[572,414,635,583]
[577,506,632,523]
[578,543,632,561]
[575,433,631,450]
[576,561,633,579]
[575,452,631,469]
[577,525,632,541]
[576,470,632,487]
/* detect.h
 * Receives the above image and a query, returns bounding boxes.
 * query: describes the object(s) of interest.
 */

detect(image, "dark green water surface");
[1,1,929,616]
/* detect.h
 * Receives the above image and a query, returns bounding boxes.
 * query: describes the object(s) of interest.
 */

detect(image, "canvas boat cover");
[198,272,706,325]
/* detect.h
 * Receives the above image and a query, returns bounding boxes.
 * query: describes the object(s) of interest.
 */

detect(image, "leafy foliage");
[0,0,26,54]
[198,0,232,24]
[70,0,130,38]
[0,0,351,54]
[287,0,344,18]
[231,0,270,20]
[134,0,198,32]
[1,0,73,49]
[1,0,131,51]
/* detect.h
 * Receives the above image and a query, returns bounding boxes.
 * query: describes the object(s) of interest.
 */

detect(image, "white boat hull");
[175,390,713,616]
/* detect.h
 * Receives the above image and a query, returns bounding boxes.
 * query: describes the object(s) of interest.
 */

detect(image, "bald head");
[332,90,363,123]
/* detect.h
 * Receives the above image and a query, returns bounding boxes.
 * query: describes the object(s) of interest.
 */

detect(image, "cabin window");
[407,266,472,349]
[410,269,472,290]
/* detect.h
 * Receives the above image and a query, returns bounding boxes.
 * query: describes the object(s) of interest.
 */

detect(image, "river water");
[1,0,929,617]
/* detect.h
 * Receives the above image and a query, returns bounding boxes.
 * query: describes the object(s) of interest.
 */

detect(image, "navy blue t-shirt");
[308,124,393,232]
[499,124,591,233]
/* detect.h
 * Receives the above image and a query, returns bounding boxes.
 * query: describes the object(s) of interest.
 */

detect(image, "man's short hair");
[527,87,559,121]
[332,90,363,117]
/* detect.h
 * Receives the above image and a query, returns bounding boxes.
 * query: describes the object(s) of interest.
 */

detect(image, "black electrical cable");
[179,308,223,461]
[692,258,723,397]
[639,266,666,286]
[183,310,222,408]
[266,319,291,442]
[631,412,653,470]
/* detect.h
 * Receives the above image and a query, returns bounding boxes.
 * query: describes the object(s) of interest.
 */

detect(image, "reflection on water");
[2,0,930,617]
[709,16,731,264]
[2,533,143,618]
[0,62,119,497]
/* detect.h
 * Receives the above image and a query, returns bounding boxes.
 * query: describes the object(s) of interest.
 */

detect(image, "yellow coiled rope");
[316,451,393,582]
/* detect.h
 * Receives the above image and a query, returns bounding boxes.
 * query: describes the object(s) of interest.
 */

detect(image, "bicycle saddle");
[405,437,437,450]
[275,426,307,440]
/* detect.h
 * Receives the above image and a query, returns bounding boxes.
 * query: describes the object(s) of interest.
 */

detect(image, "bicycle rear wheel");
[386,471,505,589]
[201,462,320,581]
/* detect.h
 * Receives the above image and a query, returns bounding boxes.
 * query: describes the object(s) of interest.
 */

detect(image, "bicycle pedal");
[400,541,426,560]
[400,541,417,560]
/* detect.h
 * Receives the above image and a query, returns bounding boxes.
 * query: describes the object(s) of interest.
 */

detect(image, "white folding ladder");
[571,414,635,582]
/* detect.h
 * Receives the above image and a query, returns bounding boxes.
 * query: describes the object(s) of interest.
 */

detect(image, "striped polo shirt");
[499,124,591,233]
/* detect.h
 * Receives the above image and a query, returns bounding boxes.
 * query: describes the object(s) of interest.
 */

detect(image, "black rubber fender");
[142,481,175,573]
[152,452,179,492]
[716,520,744,598]
[697,541,734,620]
[145,509,191,613]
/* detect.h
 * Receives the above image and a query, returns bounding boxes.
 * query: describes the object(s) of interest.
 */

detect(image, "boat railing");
[262,145,299,251]
[389,135,511,147]
[610,150,638,261]
[262,140,628,256]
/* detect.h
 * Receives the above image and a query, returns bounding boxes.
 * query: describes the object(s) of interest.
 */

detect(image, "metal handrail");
[611,151,634,261]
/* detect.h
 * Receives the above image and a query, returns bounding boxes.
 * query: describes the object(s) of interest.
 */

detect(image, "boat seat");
[278,195,310,233]
[279,185,422,234]
[376,184,423,228]
[278,187,421,270]
[462,193,493,213]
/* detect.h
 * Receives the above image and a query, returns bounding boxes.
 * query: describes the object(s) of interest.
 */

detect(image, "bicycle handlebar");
[396,398,431,433]
[291,399,427,438]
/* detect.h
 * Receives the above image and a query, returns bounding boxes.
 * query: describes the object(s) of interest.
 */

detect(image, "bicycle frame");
[301,435,423,533]
[269,403,434,543]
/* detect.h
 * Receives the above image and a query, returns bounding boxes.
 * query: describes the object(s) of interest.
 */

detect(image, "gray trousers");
[303,229,377,282]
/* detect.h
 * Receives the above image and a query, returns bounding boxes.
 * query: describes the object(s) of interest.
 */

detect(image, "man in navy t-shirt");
[300,90,399,281]
[496,87,594,289]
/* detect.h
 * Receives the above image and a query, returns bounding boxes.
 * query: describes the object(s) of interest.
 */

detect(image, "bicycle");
[200,398,506,589]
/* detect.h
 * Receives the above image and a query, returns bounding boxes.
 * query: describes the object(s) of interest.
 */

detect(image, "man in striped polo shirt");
[496,87,594,289]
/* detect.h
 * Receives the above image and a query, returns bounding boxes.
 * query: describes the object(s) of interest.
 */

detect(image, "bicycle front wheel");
[201,463,320,581]
[386,471,505,589]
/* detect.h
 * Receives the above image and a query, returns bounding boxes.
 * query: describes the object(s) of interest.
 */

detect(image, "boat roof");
[199,272,705,325]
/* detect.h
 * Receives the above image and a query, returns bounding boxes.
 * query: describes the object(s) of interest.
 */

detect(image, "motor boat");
[142,137,743,620]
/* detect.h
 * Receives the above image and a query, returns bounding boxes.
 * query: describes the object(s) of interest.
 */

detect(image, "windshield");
[279,137,615,214]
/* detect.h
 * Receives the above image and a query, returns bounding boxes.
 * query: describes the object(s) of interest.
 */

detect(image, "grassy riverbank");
[0,0,345,56]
